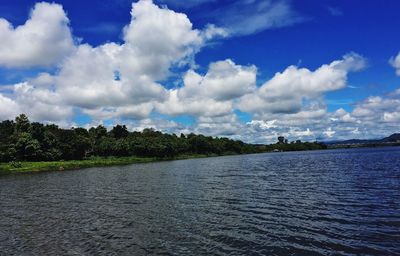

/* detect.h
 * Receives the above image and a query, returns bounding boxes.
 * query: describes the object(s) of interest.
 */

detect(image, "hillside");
[327,133,400,146]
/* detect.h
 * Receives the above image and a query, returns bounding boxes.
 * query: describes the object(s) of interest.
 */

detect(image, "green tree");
[15,132,42,160]
[111,125,129,139]
[15,114,30,134]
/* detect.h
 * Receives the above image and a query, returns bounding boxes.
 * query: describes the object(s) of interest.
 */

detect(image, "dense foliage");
[0,115,327,162]
[0,115,260,162]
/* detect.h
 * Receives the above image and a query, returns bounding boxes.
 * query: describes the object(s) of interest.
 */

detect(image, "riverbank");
[0,147,332,176]
[0,154,220,175]
[0,144,341,176]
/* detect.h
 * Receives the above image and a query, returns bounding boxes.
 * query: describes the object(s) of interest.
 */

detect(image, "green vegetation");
[0,114,327,174]
[0,156,153,175]
[0,114,264,163]
[0,155,219,175]
[265,141,328,152]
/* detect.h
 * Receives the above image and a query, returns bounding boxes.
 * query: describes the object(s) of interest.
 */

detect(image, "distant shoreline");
[327,142,400,149]
[2,144,400,176]
[0,154,230,176]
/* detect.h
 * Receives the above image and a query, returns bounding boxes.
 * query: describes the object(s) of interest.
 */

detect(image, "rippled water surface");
[1,147,400,255]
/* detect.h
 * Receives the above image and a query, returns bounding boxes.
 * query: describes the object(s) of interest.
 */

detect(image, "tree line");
[0,114,266,162]
[0,114,327,162]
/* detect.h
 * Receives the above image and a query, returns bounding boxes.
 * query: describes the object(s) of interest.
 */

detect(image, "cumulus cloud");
[82,103,154,122]
[157,90,233,117]
[156,59,257,117]
[352,95,400,123]
[179,59,257,101]
[0,2,75,67]
[194,114,244,137]
[238,53,366,117]
[0,0,223,123]
[56,43,167,109]
[331,108,357,123]
[28,73,56,88]
[323,128,336,138]
[0,82,73,123]
[56,0,211,112]
[123,0,205,79]
[390,52,400,76]
[0,94,20,120]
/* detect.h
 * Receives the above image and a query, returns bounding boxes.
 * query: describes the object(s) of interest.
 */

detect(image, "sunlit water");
[1,147,400,255]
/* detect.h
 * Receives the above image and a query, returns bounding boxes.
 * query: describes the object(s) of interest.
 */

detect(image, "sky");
[0,0,400,143]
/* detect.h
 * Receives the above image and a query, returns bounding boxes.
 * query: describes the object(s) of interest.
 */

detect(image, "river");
[1,147,399,255]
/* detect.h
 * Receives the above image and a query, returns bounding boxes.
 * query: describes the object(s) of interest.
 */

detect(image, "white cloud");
[389,52,400,76]
[351,127,360,135]
[0,0,222,124]
[82,103,154,122]
[352,95,400,123]
[156,59,256,117]
[246,120,278,129]
[0,82,73,123]
[55,0,210,110]
[332,108,357,123]
[157,90,233,117]
[323,127,336,138]
[383,112,400,122]
[195,114,245,137]
[179,59,257,101]
[56,43,167,109]
[238,53,366,116]
[0,0,226,124]
[210,0,302,36]
[28,73,56,88]
[290,128,313,137]
[0,2,75,67]
[123,0,205,79]
[56,0,228,116]
[0,94,20,120]
[13,82,73,122]
[201,24,229,39]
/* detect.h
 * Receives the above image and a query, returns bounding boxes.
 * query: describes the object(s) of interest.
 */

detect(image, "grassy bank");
[0,147,332,176]
[0,154,217,176]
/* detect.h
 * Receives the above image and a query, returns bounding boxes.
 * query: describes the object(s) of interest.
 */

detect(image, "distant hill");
[382,133,400,142]
[326,133,400,145]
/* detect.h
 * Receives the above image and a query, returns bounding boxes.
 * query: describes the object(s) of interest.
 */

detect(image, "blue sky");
[0,0,400,143]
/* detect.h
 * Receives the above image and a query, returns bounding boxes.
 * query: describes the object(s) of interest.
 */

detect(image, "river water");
[1,147,399,255]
